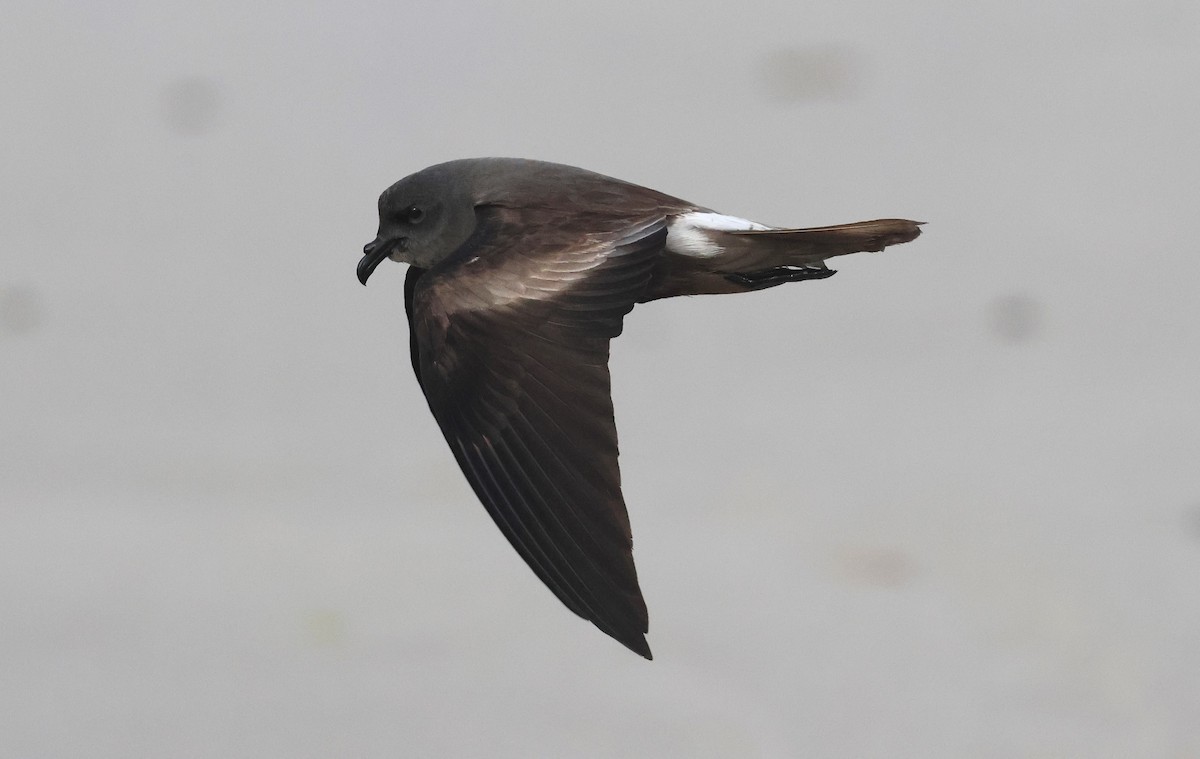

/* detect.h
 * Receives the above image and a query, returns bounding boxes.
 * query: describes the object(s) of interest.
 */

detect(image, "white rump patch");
[667,212,772,258]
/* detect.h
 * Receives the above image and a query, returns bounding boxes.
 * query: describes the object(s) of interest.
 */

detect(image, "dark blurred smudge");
[302,609,346,646]
[835,545,916,588]
[0,285,44,336]
[160,77,222,135]
[988,293,1043,344]
[761,47,863,103]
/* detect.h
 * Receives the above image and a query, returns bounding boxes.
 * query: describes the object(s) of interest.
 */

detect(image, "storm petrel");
[358,158,922,658]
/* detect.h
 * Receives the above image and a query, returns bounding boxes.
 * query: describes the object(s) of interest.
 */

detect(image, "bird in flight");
[358,158,922,659]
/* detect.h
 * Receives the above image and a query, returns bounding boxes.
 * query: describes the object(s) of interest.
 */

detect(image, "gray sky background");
[3,1,1199,757]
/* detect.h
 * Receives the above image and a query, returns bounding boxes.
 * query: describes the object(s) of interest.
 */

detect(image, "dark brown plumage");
[360,158,922,658]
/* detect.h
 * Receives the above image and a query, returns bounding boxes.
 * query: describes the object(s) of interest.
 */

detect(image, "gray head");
[357,161,483,284]
[357,158,664,285]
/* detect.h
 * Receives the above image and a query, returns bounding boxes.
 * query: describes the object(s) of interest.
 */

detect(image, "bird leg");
[724,265,837,291]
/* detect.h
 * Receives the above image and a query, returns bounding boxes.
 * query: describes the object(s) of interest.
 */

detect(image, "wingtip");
[622,634,653,660]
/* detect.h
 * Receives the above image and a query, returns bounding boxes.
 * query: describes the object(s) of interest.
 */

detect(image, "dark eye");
[405,205,425,224]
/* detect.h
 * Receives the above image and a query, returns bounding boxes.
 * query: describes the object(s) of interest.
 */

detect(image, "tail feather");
[719,218,923,265]
[643,217,923,301]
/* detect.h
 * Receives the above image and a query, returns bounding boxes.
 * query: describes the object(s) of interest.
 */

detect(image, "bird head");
[358,164,479,284]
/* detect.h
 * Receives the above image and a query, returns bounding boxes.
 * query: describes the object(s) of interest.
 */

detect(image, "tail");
[644,217,923,300]
[719,218,923,267]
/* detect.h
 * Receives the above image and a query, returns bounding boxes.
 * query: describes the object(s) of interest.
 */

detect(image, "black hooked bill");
[357,239,398,285]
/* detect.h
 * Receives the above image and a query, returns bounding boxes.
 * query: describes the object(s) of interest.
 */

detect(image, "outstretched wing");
[406,205,666,658]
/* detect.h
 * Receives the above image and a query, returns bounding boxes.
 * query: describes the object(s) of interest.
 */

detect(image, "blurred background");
[3,1,1198,756]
